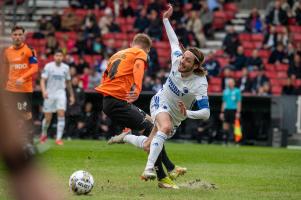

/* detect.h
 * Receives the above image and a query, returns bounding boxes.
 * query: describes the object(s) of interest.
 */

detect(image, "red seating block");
[275,63,289,71]
[239,33,251,41]
[272,86,282,95]
[251,33,264,42]
[209,77,222,85]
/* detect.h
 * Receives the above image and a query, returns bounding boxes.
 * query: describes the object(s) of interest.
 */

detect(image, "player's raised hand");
[163,4,173,19]
[178,101,187,116]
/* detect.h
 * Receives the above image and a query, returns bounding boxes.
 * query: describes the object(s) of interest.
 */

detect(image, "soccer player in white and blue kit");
[141,5,210,180]
[40,49,75,145]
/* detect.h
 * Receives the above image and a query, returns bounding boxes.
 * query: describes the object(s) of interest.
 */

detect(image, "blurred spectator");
[60,35,76,55]
[204,51,221,77]
[171,2,184,23]
[88,68,102,89]
[257,82,271,96]
[230,46,247,71]
[142,76,154,91]
[50,11,62,31]
[105,39,117,57]
[207,0,221,11]
[80,0,98,9]
[83,12,100,39]
[282,77,297,95]
[293,0,301,25]
[277,27,289,47]
[246,49,263,70]
[66,76,85,139]
[69,66,77,77]
[200,1,214,38]
[76,57,89,74]
[72,33,87,55]
[45,34,59,56]
[287,43,295,62]
[82,10,97,28]
[98,9,121,35]
[99,53,110,73]
[186,10,206,47]
[252,68,269,93]
[236,67,253,93]
[61,11,78,31]
[146,9,162,41]
[245,8,263,33]
[175,22,190,47]
[92,37,105,55]
[147,0,163,14]
[75,102,99,139]
[220,78,242,145]
[80,67,90,89]
[65,54,76,67]
[268,43,287,64]
[134,8,150,32]
[263,26,278,49]
[121,0,135,17]
[288,53,301,79]
[148,47,160,76]
[223,26,240,57]
[222,67,233,89]
[152,77,163,92]
[266,0,288,25]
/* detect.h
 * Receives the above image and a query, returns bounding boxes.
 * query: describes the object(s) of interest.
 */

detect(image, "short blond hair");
[132,33,152,50]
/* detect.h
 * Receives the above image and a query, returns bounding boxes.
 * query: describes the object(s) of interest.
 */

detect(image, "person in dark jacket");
[266,0,288,25]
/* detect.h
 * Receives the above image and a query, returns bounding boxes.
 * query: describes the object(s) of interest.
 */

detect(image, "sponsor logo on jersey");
[11,63,28,69]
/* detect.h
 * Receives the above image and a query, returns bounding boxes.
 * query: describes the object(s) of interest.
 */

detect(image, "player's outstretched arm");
[162,5,181,54]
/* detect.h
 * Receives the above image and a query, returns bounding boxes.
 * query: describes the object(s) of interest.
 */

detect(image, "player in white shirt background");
[39,49,75,145]
[140,4,210,180]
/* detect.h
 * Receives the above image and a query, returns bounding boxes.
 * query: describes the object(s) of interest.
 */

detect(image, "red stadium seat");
[275,25,286,33]
[258,50,271,58]
[153,41,169,49]
[270,78,281,86]
[239,33,251,42]
[265,64,275,71]
[242,41,254,49]
[217,57,230,67]
[209,77,222,85]
[244,49,253,57]
[223,3,238,13]
[126,17,136,25]
[292,33,301,42]
[251,34,264,42]
[116,17,126,25]
[209,85,222,93]
[214,49,224,56]
[114,33,128,40]
[265,71,278,79]
[157,48,171,58]
[295,79,301,87]
[102,33,115,40]
[272,86,282,95]
[275,63,289,71]
[213,11,226,30]
[277,71,288,78]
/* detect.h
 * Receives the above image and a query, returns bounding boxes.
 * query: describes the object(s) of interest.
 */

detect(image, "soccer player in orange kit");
[1,25,38,154]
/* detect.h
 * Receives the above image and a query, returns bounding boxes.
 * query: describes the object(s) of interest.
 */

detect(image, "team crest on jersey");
[173,50,182,57]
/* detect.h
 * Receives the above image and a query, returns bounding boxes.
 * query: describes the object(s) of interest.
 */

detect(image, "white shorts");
[150,95,178,138]
[43,95,67,113]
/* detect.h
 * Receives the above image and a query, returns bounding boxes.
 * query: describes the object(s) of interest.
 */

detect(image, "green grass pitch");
[1,140,301,200]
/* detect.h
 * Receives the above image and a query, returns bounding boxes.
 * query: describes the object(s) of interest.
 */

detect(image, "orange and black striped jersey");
[2,43,38,93]
[95,47,147,101]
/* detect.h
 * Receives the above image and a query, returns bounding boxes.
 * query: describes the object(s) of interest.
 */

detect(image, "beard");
[178,63,194,73]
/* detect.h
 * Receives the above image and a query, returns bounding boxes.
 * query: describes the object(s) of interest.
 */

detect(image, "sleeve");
[65,66,71,81]
[133,59,145,96]
[20,48,38,79]
[41,65,49,79]
[135,50,147,64]
[186,83,210,120]
[163,18,183,62]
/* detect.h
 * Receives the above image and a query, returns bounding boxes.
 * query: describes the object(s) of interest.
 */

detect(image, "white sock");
[56,117,65,140]
[41,118,50,137]
[124,134,147,149]
[145,131,167,170]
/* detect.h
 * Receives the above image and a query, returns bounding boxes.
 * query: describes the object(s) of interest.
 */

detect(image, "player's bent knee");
[160,124,172,135]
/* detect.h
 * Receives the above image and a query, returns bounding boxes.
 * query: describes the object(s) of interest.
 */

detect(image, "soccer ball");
[69,170,94,195]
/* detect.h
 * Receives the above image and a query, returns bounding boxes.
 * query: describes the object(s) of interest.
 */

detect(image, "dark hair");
[187,47,207,76]
[132,33,152,50]
[54,49,64,55]
[11,25,25,33]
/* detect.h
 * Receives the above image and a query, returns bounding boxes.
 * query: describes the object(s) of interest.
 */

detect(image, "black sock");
[161,145,175,172]
[154,152,166,180]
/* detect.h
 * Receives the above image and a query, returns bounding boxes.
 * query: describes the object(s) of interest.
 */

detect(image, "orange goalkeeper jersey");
[2,43,38,93]
[95,47,147,101]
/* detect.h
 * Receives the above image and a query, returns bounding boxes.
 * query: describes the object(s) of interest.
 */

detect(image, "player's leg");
[144,112,173,178]
[40,112,53,143]
[55,109,65,145]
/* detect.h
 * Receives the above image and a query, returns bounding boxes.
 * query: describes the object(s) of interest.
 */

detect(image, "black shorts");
[224,109,236,124]
[5,91,33,113]
[102,96,147,130]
